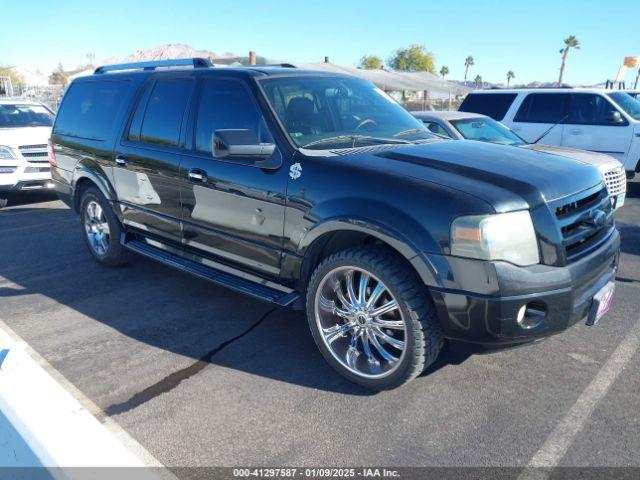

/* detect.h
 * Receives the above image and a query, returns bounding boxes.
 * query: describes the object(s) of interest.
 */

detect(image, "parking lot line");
[0,319,173,475]
[518,317,640,479]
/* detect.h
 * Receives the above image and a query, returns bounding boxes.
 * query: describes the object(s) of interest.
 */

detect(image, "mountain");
[120,44,236,63]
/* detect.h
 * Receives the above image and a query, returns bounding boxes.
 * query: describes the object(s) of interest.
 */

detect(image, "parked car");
[625,90,639,99]
[412,111,626,209]
[0,99,55,193]
[459,88,640,179]
[50,59,619,390]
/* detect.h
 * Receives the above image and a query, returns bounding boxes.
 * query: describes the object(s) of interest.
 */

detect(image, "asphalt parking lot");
[0,183,639,474]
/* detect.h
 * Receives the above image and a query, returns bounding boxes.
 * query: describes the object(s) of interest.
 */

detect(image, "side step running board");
[122,238,300,307]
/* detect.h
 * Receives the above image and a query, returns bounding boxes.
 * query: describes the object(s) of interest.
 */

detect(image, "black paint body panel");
[50,66,619,344]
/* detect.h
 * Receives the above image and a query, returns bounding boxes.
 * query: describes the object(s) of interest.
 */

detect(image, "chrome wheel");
[84,200,110,256]
[314,266,407,379]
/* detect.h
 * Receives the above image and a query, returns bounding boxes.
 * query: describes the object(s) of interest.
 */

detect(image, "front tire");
[306,246,443,390]
[80,187,127,267]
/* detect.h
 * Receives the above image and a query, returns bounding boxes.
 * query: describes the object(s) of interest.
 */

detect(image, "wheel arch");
[72,168,117,214]
[296,220,441,291]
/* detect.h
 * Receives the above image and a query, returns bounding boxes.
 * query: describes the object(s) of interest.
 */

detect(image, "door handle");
[569,129,583,135]
[188,169,207,182]
[115,156,128,166]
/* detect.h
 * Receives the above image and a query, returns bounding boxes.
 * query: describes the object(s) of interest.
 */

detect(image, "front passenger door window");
[195,80,273,153]
[179,78,287,276]
[567,94,625,126]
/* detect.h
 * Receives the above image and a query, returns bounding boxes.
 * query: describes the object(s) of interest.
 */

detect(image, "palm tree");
[558,36,580,85]
[506,70,515,87]
[474,75,483,89]
[440,65,449,79]
[464,56,474,85]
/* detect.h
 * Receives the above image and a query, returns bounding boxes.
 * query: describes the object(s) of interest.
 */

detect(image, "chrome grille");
[602,166,626,196]
[553,187,614,264]
[19,144,48,162]
[24,166,51,173]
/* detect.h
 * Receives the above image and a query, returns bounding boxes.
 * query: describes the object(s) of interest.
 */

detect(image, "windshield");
[450,117,526,146]
[259,76,434,149]
[608,92,640,120]
[0,104,54,128]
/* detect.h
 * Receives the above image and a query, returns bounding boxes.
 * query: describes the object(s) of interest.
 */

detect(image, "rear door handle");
[188,169,207,182]
[115,156,128,166]
[569,129,583,135]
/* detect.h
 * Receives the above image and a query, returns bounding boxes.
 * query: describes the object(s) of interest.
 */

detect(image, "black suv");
[50,58,620,390]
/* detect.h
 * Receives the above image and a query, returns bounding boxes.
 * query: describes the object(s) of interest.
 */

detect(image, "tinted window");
[568,94,621,125]
[458,93,517,121]
[139,78,193,147]
[54,80,130,140]
[195,79,271,153]
[514,93,569,123]
[0,104,54,128]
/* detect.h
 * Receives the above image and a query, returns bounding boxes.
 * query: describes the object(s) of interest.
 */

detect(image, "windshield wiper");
[302,134,411,149]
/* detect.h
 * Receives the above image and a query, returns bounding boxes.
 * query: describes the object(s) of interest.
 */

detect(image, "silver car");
[412,110,627,209]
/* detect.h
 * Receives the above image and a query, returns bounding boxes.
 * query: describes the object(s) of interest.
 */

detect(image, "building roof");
[287,62,469,96]
[211,56,469,96]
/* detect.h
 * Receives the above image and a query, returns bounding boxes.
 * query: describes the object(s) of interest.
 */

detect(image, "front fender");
[297,213,442,288]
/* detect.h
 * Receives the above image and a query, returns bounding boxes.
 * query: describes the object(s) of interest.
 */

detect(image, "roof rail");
[94,58,212,75]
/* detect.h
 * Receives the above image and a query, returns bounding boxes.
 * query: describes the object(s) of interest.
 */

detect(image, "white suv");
[0,99,55,193]
[459,88,640,179]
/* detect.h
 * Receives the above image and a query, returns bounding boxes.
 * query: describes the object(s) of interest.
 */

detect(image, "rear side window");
[136,78,193,147]
[194,78,271,153]
[514,93,569,123]
[54,80,130,140]
[458,93,517,121]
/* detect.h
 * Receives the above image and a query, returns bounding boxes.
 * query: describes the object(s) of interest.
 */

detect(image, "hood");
[0,126,52,149]
[369,140,604,212]
[522,143,621,170]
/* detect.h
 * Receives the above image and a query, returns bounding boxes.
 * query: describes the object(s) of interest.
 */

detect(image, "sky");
[3,0,639,86]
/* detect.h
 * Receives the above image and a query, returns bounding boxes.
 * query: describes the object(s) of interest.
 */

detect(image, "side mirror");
[212,129,277,162]
[608,111,625,124]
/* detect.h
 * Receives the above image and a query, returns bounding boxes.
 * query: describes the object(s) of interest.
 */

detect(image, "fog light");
[516,302,547,329]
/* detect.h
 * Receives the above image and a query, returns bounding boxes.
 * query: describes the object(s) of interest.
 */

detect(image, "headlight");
[450,210,540,266]
[0,146,16,160]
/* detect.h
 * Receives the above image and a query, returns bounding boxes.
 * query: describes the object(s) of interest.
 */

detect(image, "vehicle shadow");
[0,202,480,401]
[627,178,640,199]
[0,191,58,208]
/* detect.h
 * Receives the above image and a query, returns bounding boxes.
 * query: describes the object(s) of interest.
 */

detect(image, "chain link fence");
[1,83,64,111]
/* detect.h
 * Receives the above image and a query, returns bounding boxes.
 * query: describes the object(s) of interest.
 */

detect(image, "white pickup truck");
[0,99,55,193]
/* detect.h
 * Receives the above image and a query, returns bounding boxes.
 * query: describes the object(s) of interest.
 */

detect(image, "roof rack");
[94,58,212,75]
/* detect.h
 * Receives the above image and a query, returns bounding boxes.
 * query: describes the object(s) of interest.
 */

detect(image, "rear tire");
[79,187,127,267]
[306,246,443,390]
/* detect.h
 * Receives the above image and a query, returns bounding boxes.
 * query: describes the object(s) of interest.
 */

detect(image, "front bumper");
[0,168,54,192]
[0,179,56,192]
[427,229,620,344]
